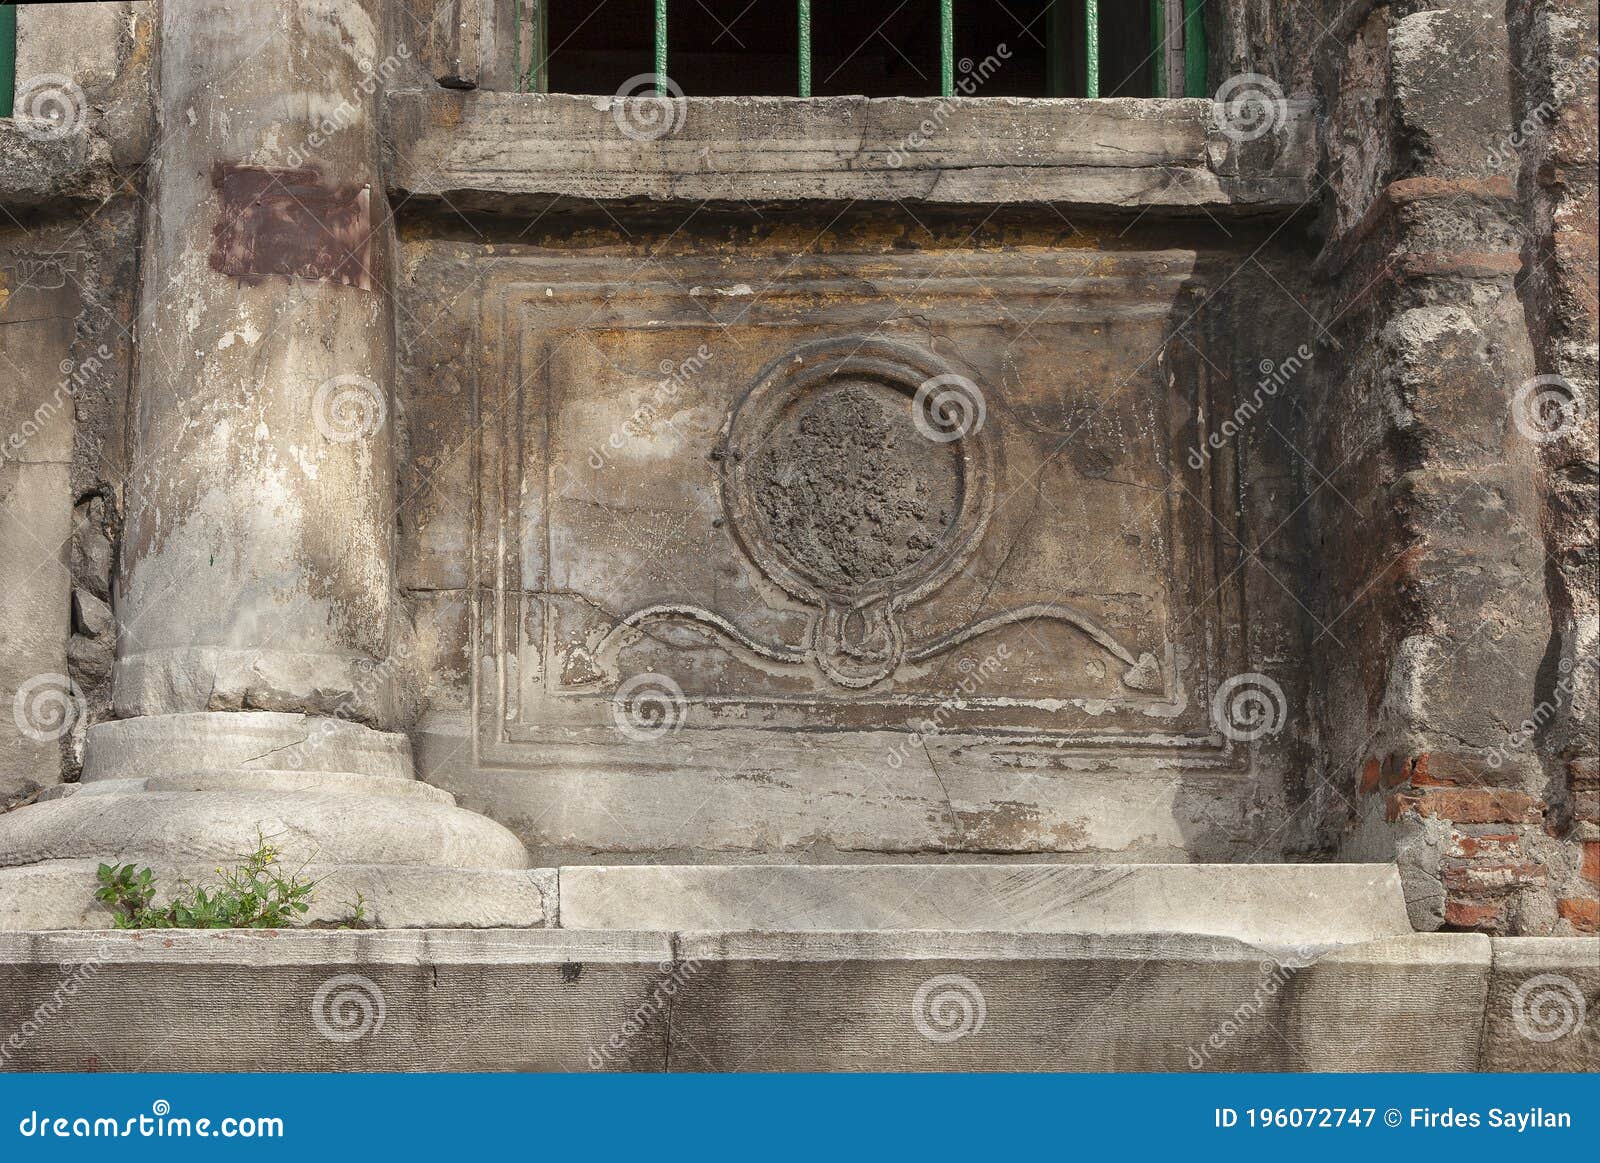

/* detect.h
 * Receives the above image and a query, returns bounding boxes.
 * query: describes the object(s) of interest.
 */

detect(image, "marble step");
[555,863,1413,946]
[2,928,1590,1071]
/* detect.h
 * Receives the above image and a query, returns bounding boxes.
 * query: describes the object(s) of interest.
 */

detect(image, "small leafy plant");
[95,834,315,929]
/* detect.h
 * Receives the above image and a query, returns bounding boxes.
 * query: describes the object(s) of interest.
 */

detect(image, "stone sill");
[384,91,1318,216]
[3,930,1592,1070]
[0,119,120,208]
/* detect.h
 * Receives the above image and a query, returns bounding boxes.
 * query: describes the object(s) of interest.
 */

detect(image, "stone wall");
[0,1,1593,930]
[1303,0,1598,935]
[0,3,148,805]
[393,208,1317,863]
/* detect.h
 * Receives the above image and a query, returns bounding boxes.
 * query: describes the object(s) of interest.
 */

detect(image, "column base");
[0,712,546,930]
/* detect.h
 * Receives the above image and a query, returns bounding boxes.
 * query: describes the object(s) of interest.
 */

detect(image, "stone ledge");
[383,92,1317,215]
[0,928,1544,1072]
[556,863,1414,946]
[0,861,554,931]
[0,121,121,208]
[1483,937,1600,1072]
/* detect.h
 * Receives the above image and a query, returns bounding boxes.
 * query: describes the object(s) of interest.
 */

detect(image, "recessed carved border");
[469,250,1249,767]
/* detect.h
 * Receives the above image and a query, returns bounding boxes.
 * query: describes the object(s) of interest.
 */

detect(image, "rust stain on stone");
[209,164,373,290]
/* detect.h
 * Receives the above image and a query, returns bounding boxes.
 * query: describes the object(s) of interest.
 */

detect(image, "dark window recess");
[528,2,1202,99]
[810,3,942,99]
[541,0,655,95]
[673,1,799,97]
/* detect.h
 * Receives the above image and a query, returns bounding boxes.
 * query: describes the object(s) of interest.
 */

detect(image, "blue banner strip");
[3,1072,1595,1160]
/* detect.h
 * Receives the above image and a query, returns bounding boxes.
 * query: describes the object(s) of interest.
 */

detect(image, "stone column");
[0,0,547,929]
[1320,1,1571,935]
[118,0,398,722]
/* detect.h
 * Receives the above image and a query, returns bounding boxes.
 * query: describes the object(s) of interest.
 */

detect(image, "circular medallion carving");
[720,338,996,687]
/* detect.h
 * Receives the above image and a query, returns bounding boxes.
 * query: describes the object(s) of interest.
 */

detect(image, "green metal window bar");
[1,4,17,119]
[521,1,1207,100]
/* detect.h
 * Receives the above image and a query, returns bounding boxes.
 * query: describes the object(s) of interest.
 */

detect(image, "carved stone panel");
[472,248,1246,763]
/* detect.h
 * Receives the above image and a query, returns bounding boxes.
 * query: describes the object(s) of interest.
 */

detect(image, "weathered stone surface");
[0,2,544,933]
[1509,0,1600,893]
[0,123,118,209]
[385,92,1318,212]
[0,929,1494,1072]
[1482,937,1599,1070]
[0,860,554,931]
[0,787,529,871]
[1311,0,1592,936]
[0,930,671,1071]
[1,0,1594,992]
[557,863,1413,945]
[0,1,152,205]
[116,0,401,726]
[0,463,71,806]
[669,931,1491,1072]
[80,712,415,783]
[401,233,1307,860]
[0,259,80,805]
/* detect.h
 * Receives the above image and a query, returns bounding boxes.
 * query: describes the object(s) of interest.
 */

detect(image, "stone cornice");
[384,91,1319,216]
